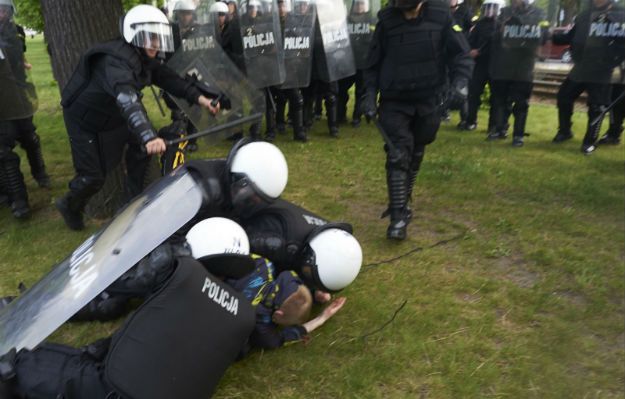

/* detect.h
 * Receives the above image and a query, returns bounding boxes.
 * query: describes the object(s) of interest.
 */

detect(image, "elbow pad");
[116,91,157,145]
[249,234,299,266]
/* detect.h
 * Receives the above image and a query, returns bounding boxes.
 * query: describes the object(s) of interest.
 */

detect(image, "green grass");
[1,36,624,398]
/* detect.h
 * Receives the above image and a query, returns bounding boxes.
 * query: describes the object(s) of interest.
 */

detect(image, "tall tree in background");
[40,0,124,89]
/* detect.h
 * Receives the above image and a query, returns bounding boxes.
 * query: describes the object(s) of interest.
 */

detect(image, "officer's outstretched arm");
[116,90,165,155]
[152,63,204,105]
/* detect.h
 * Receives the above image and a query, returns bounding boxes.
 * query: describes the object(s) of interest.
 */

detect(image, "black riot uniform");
[56,38,204,230]
[460,12,497,131]
[598,78,625,145]
[267,2,307,142]
[488,1,547,146]
[337,3,375,127]
[0,16,49,219]
[362,0,473,240]
[0,256,255,399]
[552,0,625,154]
[240,198,352,291]
[302,14,341,138]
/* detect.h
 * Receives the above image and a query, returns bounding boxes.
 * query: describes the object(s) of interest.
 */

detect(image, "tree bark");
[40,0,123,90]
[40,0,160,219]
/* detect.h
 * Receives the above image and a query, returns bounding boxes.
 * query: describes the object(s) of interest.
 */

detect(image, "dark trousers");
[490,80,533,137]
[606,83,625,138]
[466,61,495,129]
[303,80,339,131]
[274,88,304,133]
[13,342,114,399]
[556,77,612,135]
[0,120,28,203]
[337,70,365,123]
[63,106,151,214]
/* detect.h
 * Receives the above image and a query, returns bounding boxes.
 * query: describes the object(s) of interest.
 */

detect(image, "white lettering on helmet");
[68,235,99,299]
[243,31,276,49]
[201,276,239,316]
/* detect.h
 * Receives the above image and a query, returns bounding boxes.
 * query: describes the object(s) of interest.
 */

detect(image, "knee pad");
[413,114,440,146]
[385,147,410,171]
[70,175,105,195]
[325,92,337,106]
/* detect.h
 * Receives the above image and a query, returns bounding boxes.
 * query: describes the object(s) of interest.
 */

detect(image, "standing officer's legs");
[0,120,30,218]
[553,77,585,142]
[15,117,50,188]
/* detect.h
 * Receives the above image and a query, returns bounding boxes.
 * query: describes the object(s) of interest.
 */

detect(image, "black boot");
[56,176,102,230]
[406,149,424,221]
[385,168,410,241]
[1,156,30,219]
[597,126,623,145]
[553,104,574,142]
[23,134,50,188]
[581,105,604,155]
[292,107,307,142]
[326,100,339,138]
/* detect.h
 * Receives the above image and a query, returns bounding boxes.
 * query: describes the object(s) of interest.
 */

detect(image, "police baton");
[590,90,625,127]
[370,114,401,156]
[150,86,167,118]
[165,113,263,146]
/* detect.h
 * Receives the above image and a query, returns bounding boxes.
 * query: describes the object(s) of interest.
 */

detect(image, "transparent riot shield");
[489,5,547,82]
[0,171,204,354]
[280,0,316,89]
[345,0,380,69]
[0,22,38,120]
[167,0,265,141]
[569,5,625,84]
[238,0,287,88]
[314,0,356,82]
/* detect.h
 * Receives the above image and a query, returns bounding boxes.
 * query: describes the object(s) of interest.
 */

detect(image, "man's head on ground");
[271,271,313,326]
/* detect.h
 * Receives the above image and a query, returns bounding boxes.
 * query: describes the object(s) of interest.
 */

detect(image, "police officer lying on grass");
[55,4,225,231]
[0,218,257,399]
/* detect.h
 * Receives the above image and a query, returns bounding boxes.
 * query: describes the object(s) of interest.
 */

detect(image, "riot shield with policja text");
[239,0,287,88]
[314,0,356,82]
[280,0,316,89]
[345,0,380,69]
[569,4,625,84]
[0,171,204,354]
[489,5,547,82]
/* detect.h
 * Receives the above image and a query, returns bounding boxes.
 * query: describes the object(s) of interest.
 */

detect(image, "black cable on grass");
[360,299,408,340]
[363,232,465,270]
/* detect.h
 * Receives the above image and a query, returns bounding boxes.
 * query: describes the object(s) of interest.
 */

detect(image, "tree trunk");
[40,0,123,90]
[41,0,161,219]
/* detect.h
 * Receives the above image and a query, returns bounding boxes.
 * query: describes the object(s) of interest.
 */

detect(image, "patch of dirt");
[496,255,541,289]
[552,290,588,308]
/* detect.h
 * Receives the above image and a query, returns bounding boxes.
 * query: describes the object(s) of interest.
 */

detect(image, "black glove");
[360,91,378,123]
[447,79,468,110]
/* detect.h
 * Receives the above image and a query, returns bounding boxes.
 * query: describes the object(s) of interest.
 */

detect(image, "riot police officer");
[487,0,547,147]
[458,0,504,132]
[551,0,625,154]
[337,0,377,128]
[0,217,256,399]
[362,0,473,240]
[0,0,49,219]
[56,5,222,231]
[241,198,363,293]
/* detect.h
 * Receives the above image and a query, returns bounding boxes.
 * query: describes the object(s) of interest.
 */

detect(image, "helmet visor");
[481,3,500,17]
[131,22,175,53]
[230,173,274,218]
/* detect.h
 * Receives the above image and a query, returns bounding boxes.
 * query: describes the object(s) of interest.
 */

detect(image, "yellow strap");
[453,24,463,32]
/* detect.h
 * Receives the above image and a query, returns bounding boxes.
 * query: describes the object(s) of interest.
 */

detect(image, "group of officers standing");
[0,0,623,244]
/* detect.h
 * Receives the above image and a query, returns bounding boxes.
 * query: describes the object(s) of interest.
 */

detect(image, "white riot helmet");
[174,0,197,12]
[0,0,15,18]
[121,5,175,53]
[210,1,230,13]
[227,139,289,217]
[186,217,254,278]
[481,0,505,17]
[299,226,363,292]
